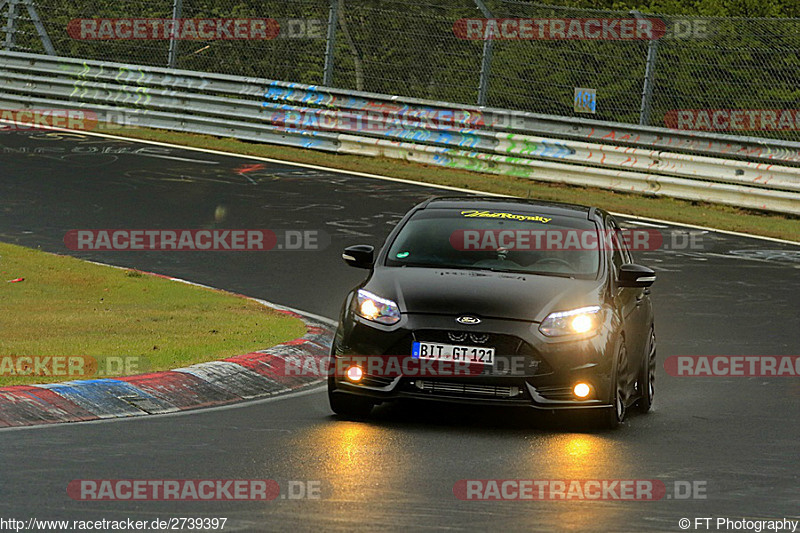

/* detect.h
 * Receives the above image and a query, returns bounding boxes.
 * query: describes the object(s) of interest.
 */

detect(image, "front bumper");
[331,312,618,411]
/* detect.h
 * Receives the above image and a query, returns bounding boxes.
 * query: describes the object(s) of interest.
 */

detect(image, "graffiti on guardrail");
[58,62,211,95]
[3,53,800,215]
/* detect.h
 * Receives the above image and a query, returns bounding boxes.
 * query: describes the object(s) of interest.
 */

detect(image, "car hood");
[364,267,604,322]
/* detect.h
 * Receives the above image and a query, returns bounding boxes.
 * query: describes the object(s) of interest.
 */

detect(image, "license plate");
[412,341,495,365]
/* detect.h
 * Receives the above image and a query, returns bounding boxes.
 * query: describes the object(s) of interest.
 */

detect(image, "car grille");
[412,330,527,354]
[412,379,524,399]
[446,331,490,344]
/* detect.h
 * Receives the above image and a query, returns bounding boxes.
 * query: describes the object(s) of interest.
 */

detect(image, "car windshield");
[385,208,600,278]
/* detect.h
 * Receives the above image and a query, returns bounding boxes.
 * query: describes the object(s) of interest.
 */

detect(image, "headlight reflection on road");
[338,424,374,467]
[525,434,627,529]
[295,422,414,502]
[542,434,618,475]
[564,435,596,461]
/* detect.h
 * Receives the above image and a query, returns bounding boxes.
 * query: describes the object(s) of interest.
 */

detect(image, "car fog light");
[573,382,591,398]
[346,366,364,382]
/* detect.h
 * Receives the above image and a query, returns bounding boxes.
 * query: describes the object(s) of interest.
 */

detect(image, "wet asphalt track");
[0,130,799,532]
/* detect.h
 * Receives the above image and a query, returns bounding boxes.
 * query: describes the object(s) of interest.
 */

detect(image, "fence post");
[21,0,55,55]
[632,10,659,126]
[478,39,493,106]
[167,0,183,68]
[3,0,18,51]
[474,0,492,106]
[323,0,338,86]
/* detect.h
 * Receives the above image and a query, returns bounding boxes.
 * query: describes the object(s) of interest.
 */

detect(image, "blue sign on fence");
[574,88,597,114]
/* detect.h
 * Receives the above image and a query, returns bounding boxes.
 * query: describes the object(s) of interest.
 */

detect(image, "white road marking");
[624,220,669,228]
[136,153,219,164]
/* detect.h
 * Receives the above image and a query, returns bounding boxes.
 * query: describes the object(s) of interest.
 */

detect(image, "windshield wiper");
[529,271,576,279]
[392,263,578,279]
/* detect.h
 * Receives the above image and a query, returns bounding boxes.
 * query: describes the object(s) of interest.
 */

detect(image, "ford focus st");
[328,197,657,428]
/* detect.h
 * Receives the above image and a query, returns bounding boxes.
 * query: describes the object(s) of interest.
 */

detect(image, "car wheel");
[635,328,656,413]
[328,387,374,420]
[599,343,627,429]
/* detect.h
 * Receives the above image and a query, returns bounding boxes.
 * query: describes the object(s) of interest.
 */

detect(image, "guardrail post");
[323,0,338,87]
[632,10,659,126]
[474,0,493,106]
[167,0,183,68]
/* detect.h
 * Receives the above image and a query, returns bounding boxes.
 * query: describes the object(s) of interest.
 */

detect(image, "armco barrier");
[0,51,798,215]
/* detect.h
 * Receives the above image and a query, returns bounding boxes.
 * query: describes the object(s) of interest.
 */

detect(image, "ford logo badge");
[456,315,481,325]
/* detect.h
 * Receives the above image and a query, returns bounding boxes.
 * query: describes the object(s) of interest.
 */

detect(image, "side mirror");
[342,245,374,269]
[618,264,656,288]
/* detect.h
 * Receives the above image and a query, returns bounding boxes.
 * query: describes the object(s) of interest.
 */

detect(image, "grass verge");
[95,125,800,243]
[0,242,306,387]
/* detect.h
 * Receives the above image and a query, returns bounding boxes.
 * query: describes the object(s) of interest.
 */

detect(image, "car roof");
[418,196,599,220]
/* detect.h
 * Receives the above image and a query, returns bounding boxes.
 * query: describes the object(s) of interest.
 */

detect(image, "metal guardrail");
[1,51,799,215]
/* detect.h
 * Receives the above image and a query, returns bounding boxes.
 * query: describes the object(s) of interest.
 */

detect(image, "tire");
[328,387,374,420]
[598,342,627,429]
[635,328,656,414]
[327,351,373,420]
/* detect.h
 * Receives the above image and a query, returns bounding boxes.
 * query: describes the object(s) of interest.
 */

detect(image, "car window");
[385,208,600,279]
[608,219,629,274]
[617,224,634,264]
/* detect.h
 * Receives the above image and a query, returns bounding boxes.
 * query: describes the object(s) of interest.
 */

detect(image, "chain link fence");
[3,0,800,140]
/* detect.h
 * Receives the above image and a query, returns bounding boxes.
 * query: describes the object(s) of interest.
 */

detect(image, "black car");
[328,197,656,428]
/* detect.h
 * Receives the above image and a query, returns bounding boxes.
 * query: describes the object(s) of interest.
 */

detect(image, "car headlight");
[539,305,602,337]
[354,289,401,325]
